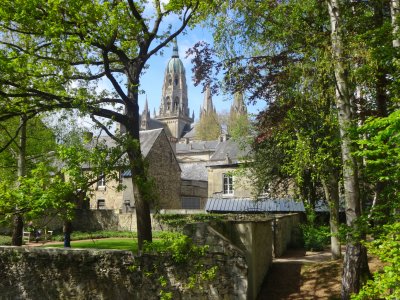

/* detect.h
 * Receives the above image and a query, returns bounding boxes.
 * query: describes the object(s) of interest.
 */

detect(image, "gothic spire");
[231,91,247,115]
[201,85,214,117]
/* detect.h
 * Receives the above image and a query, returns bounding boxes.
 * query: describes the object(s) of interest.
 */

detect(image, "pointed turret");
[200,85,215,118]
[140,96,151,130]
[172,38,179,58]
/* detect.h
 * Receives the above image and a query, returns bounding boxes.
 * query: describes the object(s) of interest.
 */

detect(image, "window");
[182,197,200,209]
[97,199,105,210]
[97,174,106,188]
[223,174,233,195]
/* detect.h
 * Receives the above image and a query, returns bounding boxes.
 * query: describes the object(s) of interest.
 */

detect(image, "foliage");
[194,111,221,140]
[0,162,76,225]
[356,110,400,223]
[301,224,331,252]
[353,222,400,300]
[0,235,11,245]
[155,213,222,229]
[142,232,217,295]
[0,0,215,247]
[0,116,57,182]
[144,232,208,263]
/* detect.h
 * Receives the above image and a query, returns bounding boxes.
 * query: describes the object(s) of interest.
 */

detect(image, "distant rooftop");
[176,140,220,154]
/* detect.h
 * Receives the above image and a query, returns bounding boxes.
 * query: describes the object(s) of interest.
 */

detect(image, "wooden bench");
[23,228,53,243]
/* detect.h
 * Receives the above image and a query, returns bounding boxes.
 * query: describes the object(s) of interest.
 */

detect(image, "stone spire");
[140,96,151,130]
[200,85,215,118]
[230,91,247,116]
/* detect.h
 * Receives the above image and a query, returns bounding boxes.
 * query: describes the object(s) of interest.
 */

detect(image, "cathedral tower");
[155,39,193,139]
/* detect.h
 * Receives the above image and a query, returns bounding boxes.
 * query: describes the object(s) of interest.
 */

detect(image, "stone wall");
[0,242,247,299]
[0,213,302,299]
[184,218,274,300]
[273,213,303,258]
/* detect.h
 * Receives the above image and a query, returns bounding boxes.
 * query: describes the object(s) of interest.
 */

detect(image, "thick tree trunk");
[11,214,23,246]
[322,173,341,260]
[326,1,369,298]
[11,115,27,246]
[126,76,152,251]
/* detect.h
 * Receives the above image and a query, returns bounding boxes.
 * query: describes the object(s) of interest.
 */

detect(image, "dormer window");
[174,77,178,85]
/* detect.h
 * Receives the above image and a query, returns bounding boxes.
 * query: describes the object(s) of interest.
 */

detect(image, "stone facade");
[90,171,123,211]
[89,129,182,212]
[146,130,181,209]
[207,165,254,198]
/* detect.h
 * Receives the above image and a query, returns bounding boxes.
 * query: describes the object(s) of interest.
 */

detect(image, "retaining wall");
[0,213,302,299]
[0,244,246,300]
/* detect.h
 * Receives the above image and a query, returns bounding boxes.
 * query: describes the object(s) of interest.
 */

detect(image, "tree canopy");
[0,0,214,248]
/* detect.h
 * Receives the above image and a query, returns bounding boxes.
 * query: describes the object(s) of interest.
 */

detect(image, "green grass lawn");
[44,238,139,252]
[43,237,167,253]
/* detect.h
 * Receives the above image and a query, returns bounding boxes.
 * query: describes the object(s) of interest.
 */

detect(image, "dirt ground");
[256,248,382,300]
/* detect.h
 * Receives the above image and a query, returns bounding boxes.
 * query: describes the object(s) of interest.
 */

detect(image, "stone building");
[90,129,181,212]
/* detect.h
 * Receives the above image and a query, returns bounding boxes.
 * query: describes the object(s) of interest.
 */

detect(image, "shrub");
[0,235,11,245]
[352,222,400,299]
[301,224,330,251]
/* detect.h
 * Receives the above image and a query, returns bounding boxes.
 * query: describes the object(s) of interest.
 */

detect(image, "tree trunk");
[391,0,400,48]
[11,115,27,246]
[11,214,23,246]
[63,221,72,248]
[326,1,369,298]
[322,173,341,260]
[126,75,152,251]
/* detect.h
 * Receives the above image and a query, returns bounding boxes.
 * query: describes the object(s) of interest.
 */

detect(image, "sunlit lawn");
[44,238,165,253]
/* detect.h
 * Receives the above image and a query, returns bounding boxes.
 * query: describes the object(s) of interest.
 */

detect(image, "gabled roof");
[140,128,164,157]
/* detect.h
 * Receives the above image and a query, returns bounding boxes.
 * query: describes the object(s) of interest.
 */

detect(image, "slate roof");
[143,118,166,131]
[205,198,305,213]
[182,126,195,138]
[85,129,163,171]
[176,140,220,154]
[139,128,164,157]
[209,139,251,163]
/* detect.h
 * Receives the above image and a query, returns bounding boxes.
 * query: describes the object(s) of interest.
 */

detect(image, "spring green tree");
[190,0,399,296]
[0,0,213,249]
